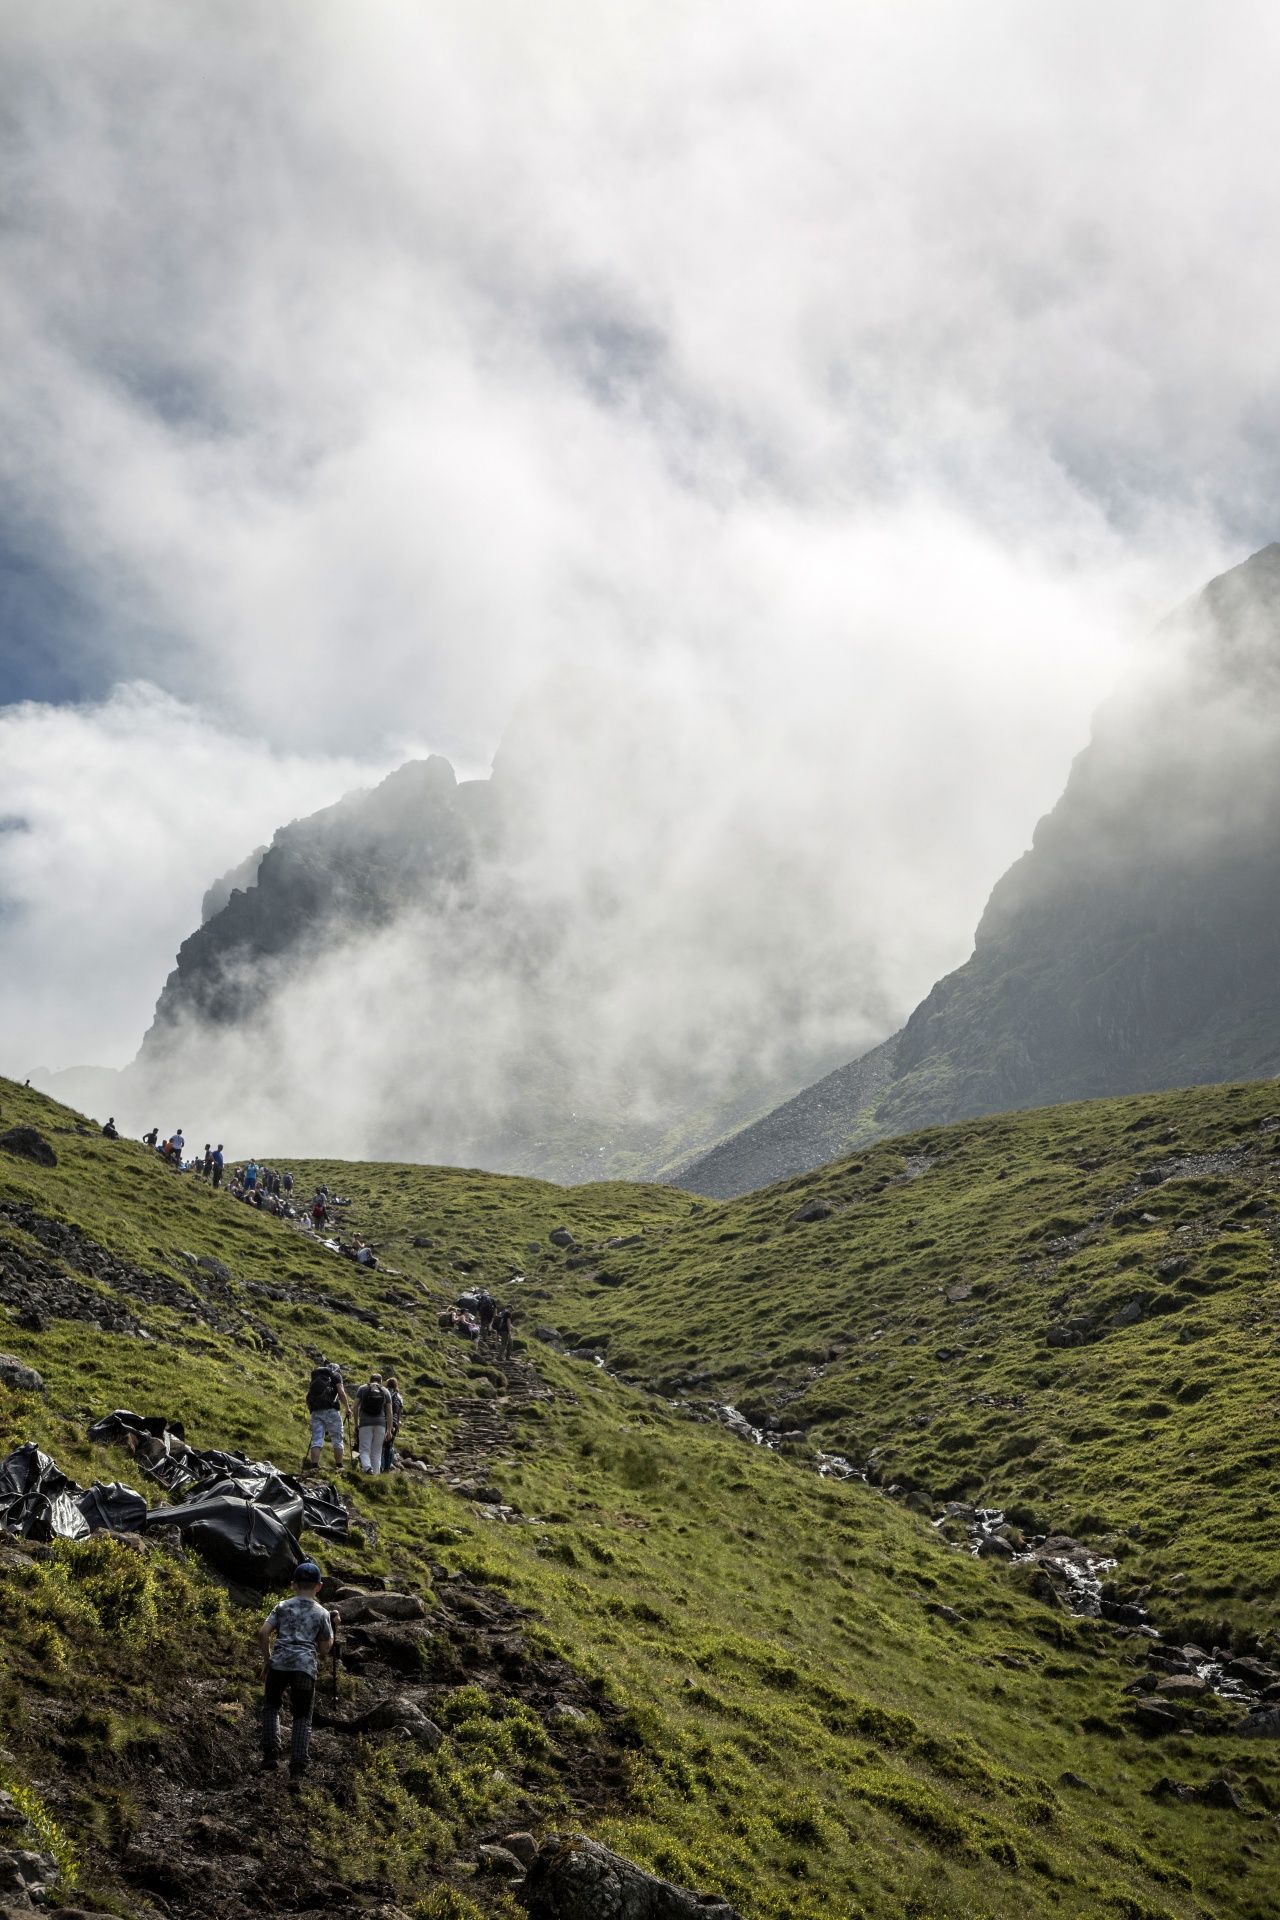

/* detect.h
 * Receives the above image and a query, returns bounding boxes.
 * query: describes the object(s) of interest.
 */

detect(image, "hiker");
[304,1359,351,1472]
[244,1159,258,1192]
[143,1127,159,1148]
[165,1128,185,1165]
[477,1288,496,1339]
[494,1303,514,1360]
[352,1237,378,1269]
[101,1117,119,1140]
[283,1170,294,1197]
[258,1560,333,1780]
[311,1191,327,1231]
[354,1371,391,1475]
[199,1143,212,1178]
[210,1144,224,1188]
[381,1376,403,1472]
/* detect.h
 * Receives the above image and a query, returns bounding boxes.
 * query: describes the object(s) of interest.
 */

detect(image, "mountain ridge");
[678,542,1280,1197]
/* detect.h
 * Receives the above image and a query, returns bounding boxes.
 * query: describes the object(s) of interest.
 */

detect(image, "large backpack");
[357,1383,389,1423]
[307,1365,341,1412]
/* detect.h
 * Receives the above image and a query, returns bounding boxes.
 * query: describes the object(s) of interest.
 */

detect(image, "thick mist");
[5,3,1280,1164]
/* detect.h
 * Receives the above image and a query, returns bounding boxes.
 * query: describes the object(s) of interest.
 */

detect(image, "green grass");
[2,1073,1280,1918]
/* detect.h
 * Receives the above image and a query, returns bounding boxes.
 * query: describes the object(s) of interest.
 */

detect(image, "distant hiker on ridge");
[211,1144,225,1188]
[304,1359,351,1474]
[101,1117,118,1140]
[143,1126,159,1148]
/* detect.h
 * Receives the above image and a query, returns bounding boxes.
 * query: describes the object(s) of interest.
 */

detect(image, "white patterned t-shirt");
[265,1594,333,1676]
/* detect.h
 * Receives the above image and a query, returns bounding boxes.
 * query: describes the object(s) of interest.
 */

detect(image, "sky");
[1,0,1277,1134]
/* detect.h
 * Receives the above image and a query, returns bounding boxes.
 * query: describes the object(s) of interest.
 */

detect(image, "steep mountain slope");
[681,543,1280,1197]
[3,1076,1280,1919]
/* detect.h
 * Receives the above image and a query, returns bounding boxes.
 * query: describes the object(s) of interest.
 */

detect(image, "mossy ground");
[1,1074,1279,1919]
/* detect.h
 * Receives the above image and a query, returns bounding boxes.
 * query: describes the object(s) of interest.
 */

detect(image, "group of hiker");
[450,1282,514,1359]
[305,1360,402,1476]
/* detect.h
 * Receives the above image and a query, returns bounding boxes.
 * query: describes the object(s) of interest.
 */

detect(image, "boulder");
[1232,1708,1280,1738]
[549,1228,576,1249]
[478,1845,526,1878]
[976,1533,1014,1559]
[349,1695,442,1749]
[790,1199,832,1223]
[503,1833,540,1870]
[0,1128,56,1168]
[0,1358,43,1395]
[523,1834,742,1920]
[360,1589,426,1620]
[1155,1674,1206,1696]
[1132,1703,1181,1735]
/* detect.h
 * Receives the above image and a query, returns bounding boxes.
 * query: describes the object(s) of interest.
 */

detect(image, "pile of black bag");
[0,1410,348,1589]
[0,1442,146,1542]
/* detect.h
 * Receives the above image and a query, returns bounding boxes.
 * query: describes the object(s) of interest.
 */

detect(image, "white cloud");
[2,1,1279,1156]
[0,685,391,1071]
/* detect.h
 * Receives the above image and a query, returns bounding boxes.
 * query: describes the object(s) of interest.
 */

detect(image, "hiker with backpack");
[381,1375,403,1472]
[354,1372,392,1475]
[477,1289,496,1340]
[258,1559,333,1781]
[304,1360,352,1474]
[494,1303,514,1360]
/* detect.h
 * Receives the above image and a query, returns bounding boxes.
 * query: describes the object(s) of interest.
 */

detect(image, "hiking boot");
[260,1753,279,1772]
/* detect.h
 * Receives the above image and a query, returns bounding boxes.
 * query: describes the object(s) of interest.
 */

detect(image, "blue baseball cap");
[293,1560,323,1583]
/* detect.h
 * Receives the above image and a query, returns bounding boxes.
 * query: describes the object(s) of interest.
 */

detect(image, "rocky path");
[431,1344,560,1506]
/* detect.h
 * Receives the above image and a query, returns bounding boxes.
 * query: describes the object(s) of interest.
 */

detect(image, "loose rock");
[0,1358,42,1395]
[523,1834,743,1920]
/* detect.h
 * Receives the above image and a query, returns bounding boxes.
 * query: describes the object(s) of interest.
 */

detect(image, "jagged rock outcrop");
[140,756,501,1052]
[680,543,1280,1195]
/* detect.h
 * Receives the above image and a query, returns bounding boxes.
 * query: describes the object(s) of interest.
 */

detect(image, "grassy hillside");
[1,1075,1279,1920]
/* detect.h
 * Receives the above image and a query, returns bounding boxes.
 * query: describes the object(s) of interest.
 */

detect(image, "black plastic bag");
[76,1481,150,1535]
[155,1492,302,1587]
[0,1442,90,1542]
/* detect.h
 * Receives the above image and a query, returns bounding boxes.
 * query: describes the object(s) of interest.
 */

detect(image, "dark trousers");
[263,1666,315,1768]
[212,1166,222,1187]
[381,1431,397,1472]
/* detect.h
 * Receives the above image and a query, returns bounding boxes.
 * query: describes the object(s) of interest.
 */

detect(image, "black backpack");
[358,1383,389,1423]
[307,1365,341,1412]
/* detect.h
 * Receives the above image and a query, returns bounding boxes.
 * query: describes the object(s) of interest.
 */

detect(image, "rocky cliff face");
[679,543,1280,1195]
[140,756,501,1053]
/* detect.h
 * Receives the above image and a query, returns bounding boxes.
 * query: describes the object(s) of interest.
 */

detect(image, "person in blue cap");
[257,1560,333,1779]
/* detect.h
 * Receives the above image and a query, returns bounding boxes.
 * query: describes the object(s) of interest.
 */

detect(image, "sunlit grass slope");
[1,1075,1278,1920]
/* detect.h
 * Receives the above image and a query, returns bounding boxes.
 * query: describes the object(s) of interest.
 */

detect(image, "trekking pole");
[332,1633,339,1705]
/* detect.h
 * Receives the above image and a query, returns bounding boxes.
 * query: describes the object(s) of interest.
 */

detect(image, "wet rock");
[977,1534,1014,1559]
[0,1129,56,1168]
[523,1834,743,1920]
[1224,1655,1278,1687]
[478,1844,526,1878]
[504,1832,540,1869]
[0,1358,43,1395]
